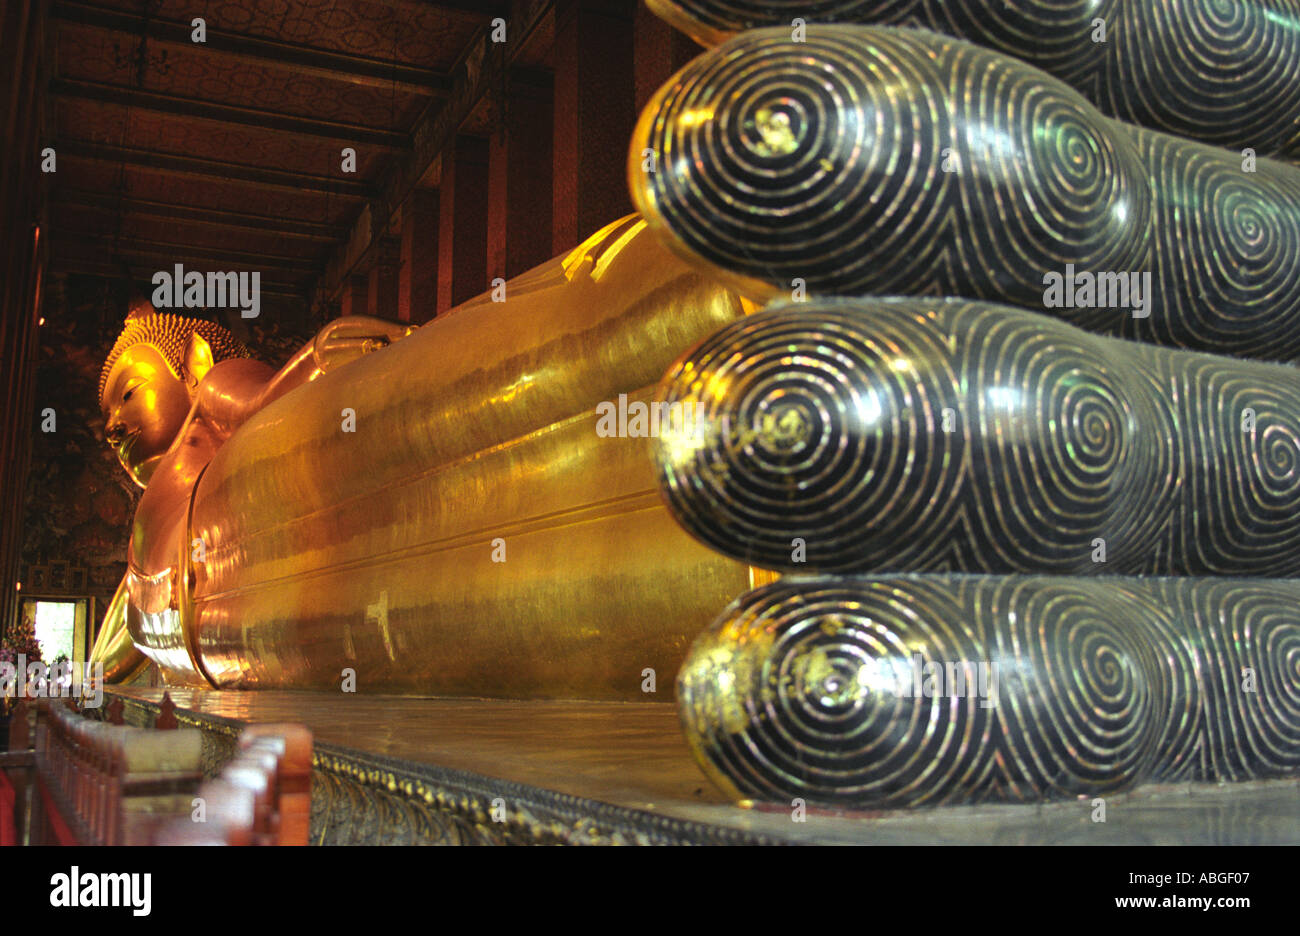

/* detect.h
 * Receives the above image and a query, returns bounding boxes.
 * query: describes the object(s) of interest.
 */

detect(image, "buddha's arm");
[311,316,418,373]
[214,316,417,425]
[192,357,278,439]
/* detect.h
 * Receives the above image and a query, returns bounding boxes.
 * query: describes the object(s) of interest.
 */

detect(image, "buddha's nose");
[105,420,127,445]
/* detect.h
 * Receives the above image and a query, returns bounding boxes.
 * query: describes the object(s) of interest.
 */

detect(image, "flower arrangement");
[1,616,43,715]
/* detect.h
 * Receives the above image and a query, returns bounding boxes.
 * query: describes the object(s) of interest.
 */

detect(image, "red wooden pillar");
[437,135,490,314]
[634,2,702,114]
[367,238,400,320]
[551,0,637,255]
[0,0,44,637]
[339,274,368,318]
[399,189,439,324]
[487,69,554,282]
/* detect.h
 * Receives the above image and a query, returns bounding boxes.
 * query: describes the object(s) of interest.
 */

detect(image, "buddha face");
[101,343,192,488]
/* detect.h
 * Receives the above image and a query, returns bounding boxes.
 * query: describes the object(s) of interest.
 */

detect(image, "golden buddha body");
[91,217,759,697]
[95,301,414,683]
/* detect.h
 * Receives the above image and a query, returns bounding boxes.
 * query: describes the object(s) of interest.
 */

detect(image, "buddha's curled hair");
[99,301,252,406]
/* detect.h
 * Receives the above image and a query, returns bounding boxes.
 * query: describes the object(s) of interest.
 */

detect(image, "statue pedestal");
[104,688,1299,846]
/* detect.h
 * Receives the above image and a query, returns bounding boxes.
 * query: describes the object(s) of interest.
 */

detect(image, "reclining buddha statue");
[91,298,416,683]
[89,216,761,696]
[84,0,1300,811]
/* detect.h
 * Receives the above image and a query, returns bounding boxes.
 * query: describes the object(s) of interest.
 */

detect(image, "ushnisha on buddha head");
[99,299,251,487]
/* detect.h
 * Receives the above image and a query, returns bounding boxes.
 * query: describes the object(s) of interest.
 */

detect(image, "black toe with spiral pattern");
[677,574,1300,807]
[630,25,1300,361]
[645,0,1300,160]
[652,297,1300,576]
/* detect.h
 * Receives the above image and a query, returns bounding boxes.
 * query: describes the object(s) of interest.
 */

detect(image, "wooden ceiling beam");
[47,256,310,299]
[54,189,347,242]
[316,0,553,299]
[51,230,322,274]
[52,76,411,149]
[52,0,452,95]
[57,139,376,198]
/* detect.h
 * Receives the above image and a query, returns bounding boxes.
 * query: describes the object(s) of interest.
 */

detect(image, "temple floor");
[104,687,1298,845]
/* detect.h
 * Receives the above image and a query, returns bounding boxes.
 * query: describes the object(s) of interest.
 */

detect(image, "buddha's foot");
[643,0,1300,161]
[677,574,1300,808]
[629,23,1300,361]
[652,297,1300,577]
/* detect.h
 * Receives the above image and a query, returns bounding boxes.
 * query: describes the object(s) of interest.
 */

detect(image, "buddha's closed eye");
[122,377,147,403]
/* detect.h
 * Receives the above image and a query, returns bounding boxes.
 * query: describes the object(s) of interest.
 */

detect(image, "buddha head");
[99,299,252,488]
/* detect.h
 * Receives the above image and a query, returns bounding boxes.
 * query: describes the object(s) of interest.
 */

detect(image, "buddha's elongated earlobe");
[100,310,252,406]
[182,331,214,394]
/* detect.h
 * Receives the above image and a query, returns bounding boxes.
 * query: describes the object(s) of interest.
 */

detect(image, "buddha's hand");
[89,575,147,684]
[313,317,418,373]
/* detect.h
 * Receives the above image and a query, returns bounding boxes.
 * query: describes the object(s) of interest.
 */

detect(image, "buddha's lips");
[118,430,141,461]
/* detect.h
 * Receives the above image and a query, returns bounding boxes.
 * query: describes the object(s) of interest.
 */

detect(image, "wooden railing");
[1,695,311,846]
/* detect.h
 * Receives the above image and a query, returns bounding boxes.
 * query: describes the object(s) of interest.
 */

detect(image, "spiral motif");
[957,303,1153,568]
[677,578,996,807]
[1148,352,1300,574]
[678,575,1300,807]
[1124,130,1300,357]
[656,302,964,571]
[654,296,1300,575]
[948,46,1150,311]
[632,23,1300,362]
[931,0,1120,84]
[645,0,922,47]
[634,27,953,300]
[1105,0,1300,155]
[1174,580,1300,779]
[646,0,1300,159]
[632,25,1146,311]
[1101,581,1204,780]
[987,580,1158,796]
